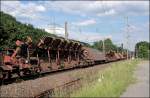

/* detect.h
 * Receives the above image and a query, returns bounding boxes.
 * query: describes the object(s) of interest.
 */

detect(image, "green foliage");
[92,38,120,52]
[104,38,117,52]
[0,11,56,49]
[135,41,150,59]
[92,40,103,51]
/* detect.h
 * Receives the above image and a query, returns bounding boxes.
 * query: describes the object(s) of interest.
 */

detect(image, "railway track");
[34,78,82,98]
[34,60,126,98]
[0,60,122,86]
[0,60,124,97]
[0,59,108,86]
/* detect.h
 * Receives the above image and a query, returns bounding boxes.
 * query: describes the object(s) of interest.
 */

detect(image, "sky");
[1,0,149,51]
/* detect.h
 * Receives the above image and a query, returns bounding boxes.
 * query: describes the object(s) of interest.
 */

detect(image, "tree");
[135,41,149,59]
[104,38,117,52]
[92,38,118,52]
[0,11,56,49]
[92,40,103,51]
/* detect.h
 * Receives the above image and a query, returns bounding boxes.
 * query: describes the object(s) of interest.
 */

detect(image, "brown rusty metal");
[51,38,62,50]
[47,48,51,67]
[82,47,105,61]
[38,36,83,52]
[1,34,127,84]
[57,49,60,65]
[44,36,54,44]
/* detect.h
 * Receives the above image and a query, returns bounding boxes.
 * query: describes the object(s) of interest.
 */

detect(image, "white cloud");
[45,26,66,37]
[97,9,116,16]
[1,1,46,19]
[1,1,149,20]
[69,31,112,43]
[43,25,112,43]
[36,5,46,12]
[1,1,148,20]
[73,19,96,26]
[44,1,149,17]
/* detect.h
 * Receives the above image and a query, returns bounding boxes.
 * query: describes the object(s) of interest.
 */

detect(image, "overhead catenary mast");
[125,16,130,60]
[65,22,68,39]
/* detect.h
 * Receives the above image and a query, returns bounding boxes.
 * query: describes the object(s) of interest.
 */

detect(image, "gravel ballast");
[0,62,111,97]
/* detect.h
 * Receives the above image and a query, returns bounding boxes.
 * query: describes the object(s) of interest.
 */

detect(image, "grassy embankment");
[71,59,140,97]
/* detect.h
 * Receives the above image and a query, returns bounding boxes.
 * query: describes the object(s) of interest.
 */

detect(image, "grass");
[71,59,140,97]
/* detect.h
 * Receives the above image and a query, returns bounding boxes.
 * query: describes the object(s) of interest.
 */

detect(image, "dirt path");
[121,61,149,97]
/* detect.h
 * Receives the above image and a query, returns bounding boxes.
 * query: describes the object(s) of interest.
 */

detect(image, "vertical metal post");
[65,22,68,39]
[55,51,57,65]
[125,16,130,60]
[47,48,51,67]
[77,51,80,63]
[121,43,123,55]
[36,53,40,66]
[103,38,105,59]
[68,50,71,63]
[27,48,30,63]
[135,45,138,58]
[68,50,70,63]
[57,49,60,65]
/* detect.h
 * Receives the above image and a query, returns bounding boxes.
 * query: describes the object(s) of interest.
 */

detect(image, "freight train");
[0,36,126,81]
